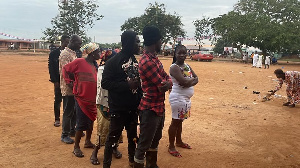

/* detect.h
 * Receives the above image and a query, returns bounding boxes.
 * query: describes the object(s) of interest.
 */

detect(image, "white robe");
[265,56,271,65]
[253,54,259,67]
[256,55,263,68]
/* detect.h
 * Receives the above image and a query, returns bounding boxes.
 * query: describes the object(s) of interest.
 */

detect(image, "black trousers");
[134,110,164,163]
[61,96,76,137]
[103,110,138,167]
[54,86,62,121]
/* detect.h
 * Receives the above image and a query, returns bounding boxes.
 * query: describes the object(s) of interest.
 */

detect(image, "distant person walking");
[250,52,254,64]
[168,45,198,158]
[9,43,14,50]
[256,54,263,68]
[59,35,82,144]
[134,26,173,168]
[252,51,259,68]
[271,69,300,108]
[242,52,247,64]
[265,54,271,69]
[62,43,100,158]
[48,35,70,127]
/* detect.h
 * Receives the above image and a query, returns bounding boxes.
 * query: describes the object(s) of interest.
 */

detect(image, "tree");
[211,11,261,55]
[234,0,300,53]
[162,13,185,49]
[98,42,122,49]
[121,2,185,49]
[193,17,212,50]
[213,37,233,54]
[42,0,103,42]
[209,0,300,55]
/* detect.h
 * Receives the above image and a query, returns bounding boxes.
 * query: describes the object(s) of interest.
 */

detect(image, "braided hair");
[172,44,187,64]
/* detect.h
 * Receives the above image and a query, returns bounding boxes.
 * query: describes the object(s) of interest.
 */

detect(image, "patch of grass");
[279,59,300,62]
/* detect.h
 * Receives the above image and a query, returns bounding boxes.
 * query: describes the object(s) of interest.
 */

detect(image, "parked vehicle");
[190,51,213,61]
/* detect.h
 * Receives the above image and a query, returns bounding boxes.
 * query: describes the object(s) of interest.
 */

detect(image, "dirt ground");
[0,51,300,168]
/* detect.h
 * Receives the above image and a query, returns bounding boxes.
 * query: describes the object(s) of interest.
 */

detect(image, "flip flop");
[73,148,84,158]
[54,120,60,127]
[90,157,100,165]
[176,143,192,149]
[168,149,182,158]
[84,143,95,149]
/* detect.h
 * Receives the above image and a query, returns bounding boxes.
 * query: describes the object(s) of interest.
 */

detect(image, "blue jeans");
[134,110,164,163]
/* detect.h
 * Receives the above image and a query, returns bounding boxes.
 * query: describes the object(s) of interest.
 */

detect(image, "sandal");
[283,102,291,106]
[73,148,84,158]
[176,143,192,149]
[90,156,100,165]
[54,120,60,127]
[168,148,182,158]
[288,104,295,108]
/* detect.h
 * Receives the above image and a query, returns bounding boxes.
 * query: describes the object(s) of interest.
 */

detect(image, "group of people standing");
[48,35,82,144]
[48,26,198,168]
[251,51,271,69]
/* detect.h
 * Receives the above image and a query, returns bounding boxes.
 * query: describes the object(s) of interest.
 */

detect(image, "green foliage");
[120,2,185,48]
[209,0,300,54]
[213,38,233,54]
[193,17,211,46]
[42,0,103,43]
[98,42,122,49]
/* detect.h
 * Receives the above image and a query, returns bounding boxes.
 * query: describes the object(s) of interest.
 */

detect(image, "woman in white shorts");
[168,45,198,157]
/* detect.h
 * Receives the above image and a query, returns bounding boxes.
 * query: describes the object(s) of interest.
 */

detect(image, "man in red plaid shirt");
[134,26,173,168]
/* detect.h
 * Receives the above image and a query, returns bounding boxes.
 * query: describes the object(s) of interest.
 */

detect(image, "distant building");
[0,39,56,50]
[178,38,215,54]
[186,44,214,54]
[0,39,33,49]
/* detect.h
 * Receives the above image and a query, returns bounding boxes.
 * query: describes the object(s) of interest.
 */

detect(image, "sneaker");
[54,120,60,127]
[61,136,74,144]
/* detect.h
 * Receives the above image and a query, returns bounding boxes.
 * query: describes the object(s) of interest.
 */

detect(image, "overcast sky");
[0,0,238,43]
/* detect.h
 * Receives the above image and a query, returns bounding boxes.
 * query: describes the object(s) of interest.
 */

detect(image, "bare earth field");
[0,51,300,168]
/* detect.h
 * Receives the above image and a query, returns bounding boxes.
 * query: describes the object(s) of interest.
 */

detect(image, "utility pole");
[33,39,36,53]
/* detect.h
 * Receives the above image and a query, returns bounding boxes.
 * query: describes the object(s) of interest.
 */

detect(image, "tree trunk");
[237,45,243,58]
